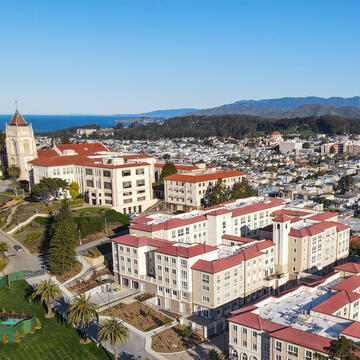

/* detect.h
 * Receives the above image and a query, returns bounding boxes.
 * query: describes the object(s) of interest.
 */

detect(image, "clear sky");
[0,0,359,114]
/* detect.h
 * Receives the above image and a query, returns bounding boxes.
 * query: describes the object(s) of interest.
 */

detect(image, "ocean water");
[0,114,132,133]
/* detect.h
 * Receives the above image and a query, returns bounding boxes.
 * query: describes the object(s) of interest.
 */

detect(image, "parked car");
[14,245,23,252]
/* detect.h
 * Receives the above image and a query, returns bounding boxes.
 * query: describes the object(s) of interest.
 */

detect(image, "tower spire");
[15,100,18,112]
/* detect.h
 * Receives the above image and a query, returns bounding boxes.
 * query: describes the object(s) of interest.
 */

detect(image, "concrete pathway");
[162,332,228,360]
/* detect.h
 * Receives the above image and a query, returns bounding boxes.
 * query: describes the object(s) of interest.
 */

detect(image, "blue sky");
[0,0,359,114]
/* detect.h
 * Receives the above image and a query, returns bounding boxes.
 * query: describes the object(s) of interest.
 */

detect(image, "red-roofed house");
[164,170,245,211]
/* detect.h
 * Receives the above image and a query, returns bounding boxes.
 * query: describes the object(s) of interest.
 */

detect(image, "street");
[0,230,43,276]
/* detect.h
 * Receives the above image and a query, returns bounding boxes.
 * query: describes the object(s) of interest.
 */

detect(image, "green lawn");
[0,280,113,360]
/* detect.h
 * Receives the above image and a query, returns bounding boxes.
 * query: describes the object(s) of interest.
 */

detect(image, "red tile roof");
[228,312,286,332]
[191,240,273,273]
[29,154,150,169]
[164,170,245,183]
[271,209,309,217]
[221,234,257,244]
[307,211,338,221]
[335,262,360,275]
[36,149,58,158]
[55,142,110,155]
[123,154,153,160]
[341,321,360,339]
[154,244,217,258]
[111,234,170,248]
[273,214,291,222]
[289,221,337,237]
[311,290,360,315]
[333,276,360,292]
[130,215,207,232]
[269,327,332,354]
[206,209,233,216]
[9,111,27,126]
[231,198,284,218]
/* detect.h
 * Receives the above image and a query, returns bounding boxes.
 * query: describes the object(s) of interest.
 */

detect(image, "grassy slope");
[0,280,113,360]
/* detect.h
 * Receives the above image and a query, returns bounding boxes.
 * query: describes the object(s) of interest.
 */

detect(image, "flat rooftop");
[257,278,350,339]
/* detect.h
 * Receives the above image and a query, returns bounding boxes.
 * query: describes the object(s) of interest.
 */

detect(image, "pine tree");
[2,332,8,343]
[31,323,35,333]
[48,199,78,275]
[230,178,257,200]
[206,179,228,207]
[159,162,178,183]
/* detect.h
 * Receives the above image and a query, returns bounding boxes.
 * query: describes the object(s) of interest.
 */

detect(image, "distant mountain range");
[114,97,360,120]
[187,96,360,119]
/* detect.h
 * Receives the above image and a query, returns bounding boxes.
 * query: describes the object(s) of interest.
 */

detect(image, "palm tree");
[67,293,99,344]
[98,318,129,359]
[31,279,62,318]
[0,242,9,261]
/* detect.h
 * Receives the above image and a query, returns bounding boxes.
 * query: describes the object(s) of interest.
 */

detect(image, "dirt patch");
[100,301,170,332]
[151,325,204,353]
[55,261,82,283]
[67,268,112,294]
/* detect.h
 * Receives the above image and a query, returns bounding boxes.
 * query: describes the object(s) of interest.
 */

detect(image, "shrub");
[34,216,49,225]
[209,349,220,360]
[145,309,154,318]
[14,331,20,342]
[20,325,26,337]
[2,332,8,343]
[104,209,130,225]
[2,308,5,313]
[25,232,42,244]
[183,327,193,338]
[31,323,35,333]
[35,317,41,329]
[162,317,172,327]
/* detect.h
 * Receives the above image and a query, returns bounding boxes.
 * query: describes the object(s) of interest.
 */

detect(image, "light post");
[78,229,82,246]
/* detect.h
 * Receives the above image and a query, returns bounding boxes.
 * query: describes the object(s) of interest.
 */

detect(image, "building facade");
[5,109,37,181]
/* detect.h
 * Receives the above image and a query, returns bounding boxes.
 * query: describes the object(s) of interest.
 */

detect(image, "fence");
[0,270,47,290]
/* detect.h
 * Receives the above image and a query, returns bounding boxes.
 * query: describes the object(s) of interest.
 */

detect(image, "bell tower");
[272,214,291,274]
[5,103,37,181]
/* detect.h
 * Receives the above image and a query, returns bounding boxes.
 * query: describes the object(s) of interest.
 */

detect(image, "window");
[275,341,282,352]
[242,328,247,334]
[202,296,210,303]
[275,356,282,360]
[225,271,230,280]
[136,168,144,175]
[104,182,112,190]
[181,259,187,267]
[305,350,313,360]
[136,179,145,187]
[123,181,131,189]
[122,170,131,177]
[103,170,111,177]
[287,344,298,357]
[201,274,210,283]
[202,284,209,291]
[85,168,93,176]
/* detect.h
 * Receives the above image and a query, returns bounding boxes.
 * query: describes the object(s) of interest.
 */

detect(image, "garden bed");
[67,268,112,294]
[100,301,171,332]
[151,325,204,353]
[55,261,82,283]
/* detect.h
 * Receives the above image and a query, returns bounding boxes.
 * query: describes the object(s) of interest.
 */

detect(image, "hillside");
[188,96,360,118]
[114,114,360,140]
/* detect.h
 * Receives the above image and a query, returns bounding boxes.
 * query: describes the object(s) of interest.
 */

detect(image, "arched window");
[277,224,280,229]
[24,141,30,155]
[251,357,257,360]
[232,349,238,359]
[241,354,248,360]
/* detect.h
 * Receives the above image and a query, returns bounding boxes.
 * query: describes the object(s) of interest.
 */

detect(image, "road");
[0,230,43,276]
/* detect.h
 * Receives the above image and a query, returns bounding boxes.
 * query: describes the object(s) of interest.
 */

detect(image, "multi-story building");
[164,169,245,211]
[228,271,360,360]
[29,143,157,213]
[112,196,350,336]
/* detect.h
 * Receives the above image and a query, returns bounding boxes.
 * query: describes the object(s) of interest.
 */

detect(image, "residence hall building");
[227,270,360,360]
[28,143,157,214]
[112,196,350,336]
[164,169,245,211]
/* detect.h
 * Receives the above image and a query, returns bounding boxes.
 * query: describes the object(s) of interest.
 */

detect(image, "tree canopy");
[7,164,21,179]
[48,199,78,275]
[230,178,257,199]
[69,181,80,198]
[159,162,178,183]
[31,177,68,199]
[336,175,355,194]
[204,179,228,207]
